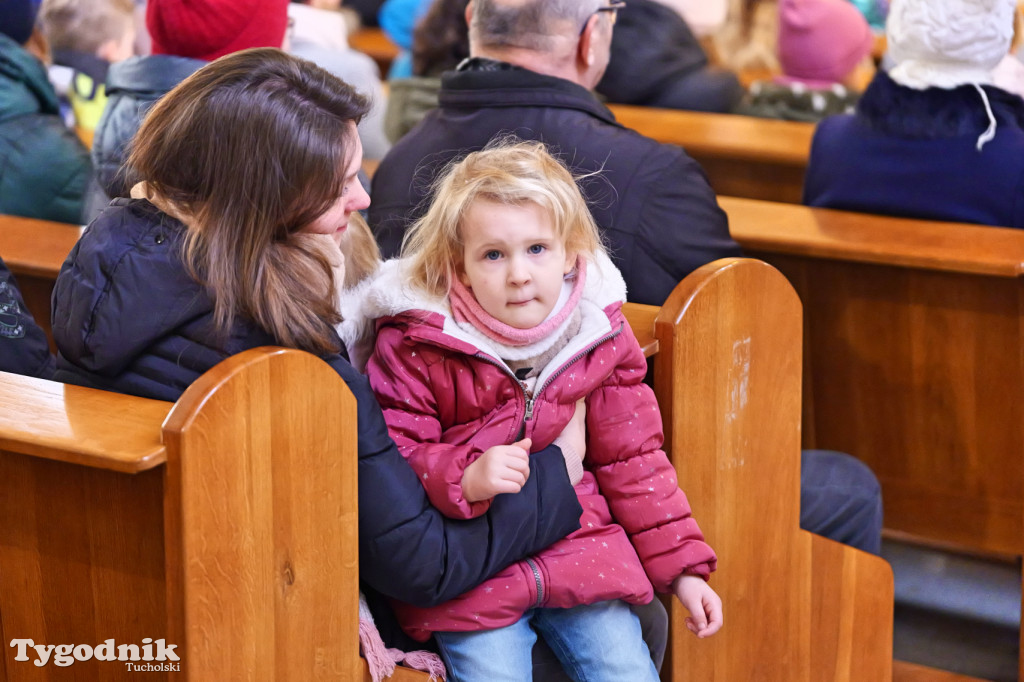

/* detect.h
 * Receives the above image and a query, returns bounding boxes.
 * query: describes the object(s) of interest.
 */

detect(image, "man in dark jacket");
[0,0,93,225]
[370,0,883,559]
[0,257,55,379]
[368,0,741,308]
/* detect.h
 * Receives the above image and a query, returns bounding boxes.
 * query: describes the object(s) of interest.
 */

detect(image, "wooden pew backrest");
[607,106,814,204]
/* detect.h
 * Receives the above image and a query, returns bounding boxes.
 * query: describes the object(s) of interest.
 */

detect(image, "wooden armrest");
[0,371,170,472]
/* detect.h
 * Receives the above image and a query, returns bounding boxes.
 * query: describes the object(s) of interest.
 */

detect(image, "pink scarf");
[449,257,587,347]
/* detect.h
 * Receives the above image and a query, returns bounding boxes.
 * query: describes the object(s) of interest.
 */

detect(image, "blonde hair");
[40,0,133,55]
[402,139,605,298]
[340,211,382,289]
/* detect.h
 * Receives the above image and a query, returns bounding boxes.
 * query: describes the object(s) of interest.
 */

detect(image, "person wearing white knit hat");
[804,0,1024,229]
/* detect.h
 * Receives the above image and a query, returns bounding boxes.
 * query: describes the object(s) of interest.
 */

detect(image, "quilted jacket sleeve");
[366,323,492,519]
[586,315,717,591]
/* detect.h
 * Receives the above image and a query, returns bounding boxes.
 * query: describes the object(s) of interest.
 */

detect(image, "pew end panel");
[0,348,360,680]
[630,258,892,681]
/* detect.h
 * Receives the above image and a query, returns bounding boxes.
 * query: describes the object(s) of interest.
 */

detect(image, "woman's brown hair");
[127,47,368,355]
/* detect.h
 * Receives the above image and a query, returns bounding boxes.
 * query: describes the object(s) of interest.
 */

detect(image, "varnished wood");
[621,301,659,357]
[162,347,360,680]
[723,195,1024,556]
[0,347,360,680]
[0,371,170,472]
[628,258,893,681]
[607,105,814,203]
[722,196,1024,680]
[349,27,400,76]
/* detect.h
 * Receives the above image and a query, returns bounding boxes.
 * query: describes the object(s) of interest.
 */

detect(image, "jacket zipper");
[525,557,544,607]
[473,322,623,437]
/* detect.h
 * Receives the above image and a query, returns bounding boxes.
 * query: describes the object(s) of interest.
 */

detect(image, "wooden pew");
[0,347,360,680]
[349,27,400,76]
[722,196,1024,682]
[0,251,894,681]
[644,258,892,681]
[0,213,83,349]
[607,104,814,204]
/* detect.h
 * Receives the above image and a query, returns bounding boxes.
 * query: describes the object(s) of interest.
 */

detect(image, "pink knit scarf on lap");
[449,257,586,347]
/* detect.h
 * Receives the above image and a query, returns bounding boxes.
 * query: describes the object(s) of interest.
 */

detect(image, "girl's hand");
[461,438,532,502]
[672,574,724,639]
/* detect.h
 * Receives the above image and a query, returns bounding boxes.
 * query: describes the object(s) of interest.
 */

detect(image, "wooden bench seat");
[607,105,814,204]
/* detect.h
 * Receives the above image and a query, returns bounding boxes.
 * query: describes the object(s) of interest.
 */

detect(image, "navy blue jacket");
[51,199,582,623]
[804,71,1024,228]
[0,257,55,379]
[368,61,740,306]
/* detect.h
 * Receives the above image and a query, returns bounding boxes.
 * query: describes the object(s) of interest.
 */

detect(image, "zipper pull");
[525,396,535,421]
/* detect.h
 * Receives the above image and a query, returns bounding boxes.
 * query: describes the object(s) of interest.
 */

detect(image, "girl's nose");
[349,179,371,212]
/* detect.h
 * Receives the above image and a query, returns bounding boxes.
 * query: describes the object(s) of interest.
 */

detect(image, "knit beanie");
[778,0,875,84]
[0,0,41,45]
[887,0,1014,90]
[147,0,289,62]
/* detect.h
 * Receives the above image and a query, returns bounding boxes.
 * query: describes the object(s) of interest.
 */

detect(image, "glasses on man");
[581,0,626,34]
[595,0,626,24]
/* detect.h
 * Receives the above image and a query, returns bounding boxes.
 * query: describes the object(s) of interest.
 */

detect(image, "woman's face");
[302,125,371,245]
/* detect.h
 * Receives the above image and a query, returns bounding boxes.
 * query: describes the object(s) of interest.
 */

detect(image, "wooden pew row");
[0,258,894,681]
[0,348,361,680]
[722,195,1024,682]
[0,212,83,349]
[607,104,814,204]
[349,27,400,76]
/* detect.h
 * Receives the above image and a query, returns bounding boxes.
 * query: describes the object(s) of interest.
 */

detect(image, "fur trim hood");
[338,249,627,371]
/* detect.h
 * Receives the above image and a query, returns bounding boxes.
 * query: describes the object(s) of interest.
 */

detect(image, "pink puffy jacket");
[352,254,716,641]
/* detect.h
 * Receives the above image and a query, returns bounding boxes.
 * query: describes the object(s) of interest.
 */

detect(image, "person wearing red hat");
[0,0,94,223]
[91,0,290,202]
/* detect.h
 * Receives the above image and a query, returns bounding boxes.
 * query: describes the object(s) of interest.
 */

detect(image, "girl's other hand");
[671,574,724,639]
[461,438,532,502]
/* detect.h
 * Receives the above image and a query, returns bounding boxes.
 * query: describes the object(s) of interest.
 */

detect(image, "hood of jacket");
[338,249,627,372]
[92,55,206,198]
[0,34,60,123]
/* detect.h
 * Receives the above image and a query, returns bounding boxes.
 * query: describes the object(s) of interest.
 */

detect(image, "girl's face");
[302,125,370,245]
[458,199,575,329]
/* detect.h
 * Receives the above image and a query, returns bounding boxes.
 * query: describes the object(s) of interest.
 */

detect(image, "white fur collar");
[337,250,627,372]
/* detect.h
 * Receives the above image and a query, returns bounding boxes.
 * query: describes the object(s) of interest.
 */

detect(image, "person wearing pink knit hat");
[738,0,877,121]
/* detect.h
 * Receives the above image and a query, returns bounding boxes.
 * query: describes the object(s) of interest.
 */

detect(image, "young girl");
[346,141,723,681]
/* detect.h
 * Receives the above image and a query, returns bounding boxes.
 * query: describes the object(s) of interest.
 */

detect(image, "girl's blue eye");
[485,250,502,261]
[528,244,546,255]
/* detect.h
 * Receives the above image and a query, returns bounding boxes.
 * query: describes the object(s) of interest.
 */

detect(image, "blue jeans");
[435,600,661,682]
[801,449,883,555]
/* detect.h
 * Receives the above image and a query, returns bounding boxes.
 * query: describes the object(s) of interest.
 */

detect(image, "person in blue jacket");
[0,256,55,379]
[50,47,665,676]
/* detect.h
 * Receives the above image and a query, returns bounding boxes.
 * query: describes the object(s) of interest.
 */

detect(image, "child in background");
[39,0,135,133]
[738,0,875,121]
[343,141,722,682]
